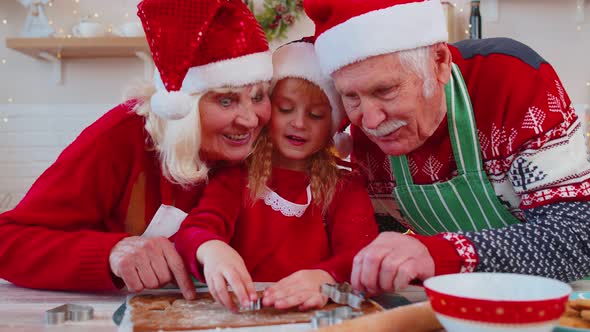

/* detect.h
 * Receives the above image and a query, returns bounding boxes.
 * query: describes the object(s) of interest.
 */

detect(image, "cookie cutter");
[310,306,363,328]
[321,282,365,309]
[238,297,262,312]
[45,304,94,325]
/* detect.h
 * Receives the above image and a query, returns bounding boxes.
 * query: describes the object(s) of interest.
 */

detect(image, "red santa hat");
[272,38,345,136]
[305,0,448,76]
[137,0,273,120]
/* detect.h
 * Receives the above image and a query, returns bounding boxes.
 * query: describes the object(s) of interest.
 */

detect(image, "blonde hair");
[124,81,209,187]
[247,79,341,214]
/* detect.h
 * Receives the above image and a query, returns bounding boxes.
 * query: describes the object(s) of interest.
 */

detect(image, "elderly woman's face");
[199,82,271,162]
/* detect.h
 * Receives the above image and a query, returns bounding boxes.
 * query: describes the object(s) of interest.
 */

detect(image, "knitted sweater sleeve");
[460,202,590,281]
[0,109,134,291]
[311,174,379,282]
[174,167,244,282]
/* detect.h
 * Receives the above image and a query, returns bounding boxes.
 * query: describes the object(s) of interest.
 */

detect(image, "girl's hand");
[197,240,257,311]
[262,269,335,310]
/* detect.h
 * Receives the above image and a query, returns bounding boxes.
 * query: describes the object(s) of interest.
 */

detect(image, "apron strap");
[448,64,485,174]
[390,154,413,186]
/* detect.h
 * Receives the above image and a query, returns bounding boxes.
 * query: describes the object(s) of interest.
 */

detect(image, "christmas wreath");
[246,0,304,42]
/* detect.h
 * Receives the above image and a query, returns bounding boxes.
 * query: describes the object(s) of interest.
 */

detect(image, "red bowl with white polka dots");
[424,273,571,332]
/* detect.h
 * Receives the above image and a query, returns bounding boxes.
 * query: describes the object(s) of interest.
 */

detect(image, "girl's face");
[199,82,271,162]
[270,78,332,171]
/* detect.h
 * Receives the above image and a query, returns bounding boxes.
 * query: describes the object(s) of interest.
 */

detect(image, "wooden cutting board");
[125,292,383,332]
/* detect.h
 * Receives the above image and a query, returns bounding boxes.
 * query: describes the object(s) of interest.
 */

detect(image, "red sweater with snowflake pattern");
[352,38,590,281]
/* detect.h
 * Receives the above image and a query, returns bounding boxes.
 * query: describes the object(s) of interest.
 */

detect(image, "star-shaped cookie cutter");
[45,304,94,325]
[321,282,365,309]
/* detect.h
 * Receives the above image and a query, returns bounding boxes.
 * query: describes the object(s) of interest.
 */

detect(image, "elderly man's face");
[332,52,448,156]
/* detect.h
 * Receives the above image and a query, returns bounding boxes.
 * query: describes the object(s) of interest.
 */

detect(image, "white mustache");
[363,120,408,137]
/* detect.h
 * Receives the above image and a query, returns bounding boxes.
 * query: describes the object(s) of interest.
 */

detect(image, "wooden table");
[0,280,312,331]
[0,279,126,331]
[2,279,589,331]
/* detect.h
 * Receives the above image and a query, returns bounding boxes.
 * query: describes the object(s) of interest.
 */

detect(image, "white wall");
[451,0,590,108]
[0,0,588,211]
[0,104,107,212]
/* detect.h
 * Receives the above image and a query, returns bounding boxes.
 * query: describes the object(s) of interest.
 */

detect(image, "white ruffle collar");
[262,185,312,218]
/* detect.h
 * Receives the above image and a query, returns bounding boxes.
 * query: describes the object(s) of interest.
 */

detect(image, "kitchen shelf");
[5,36,152,84]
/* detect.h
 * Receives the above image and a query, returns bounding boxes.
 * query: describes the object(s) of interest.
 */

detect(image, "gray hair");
[397,45,437,98]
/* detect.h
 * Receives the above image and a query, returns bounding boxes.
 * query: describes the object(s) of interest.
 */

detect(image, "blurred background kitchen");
[0,0,589,213]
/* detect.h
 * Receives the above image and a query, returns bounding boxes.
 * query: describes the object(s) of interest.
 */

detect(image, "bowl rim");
[423,273,572,324]
[423,272,572,301]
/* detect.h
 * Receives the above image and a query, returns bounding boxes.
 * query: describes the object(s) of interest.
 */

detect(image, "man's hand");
[351,232,434,295]
[263,269,335,310]
[197,240,257,312]
[109,236,196,300]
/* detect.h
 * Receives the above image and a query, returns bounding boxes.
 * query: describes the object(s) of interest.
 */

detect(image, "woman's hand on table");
[197,240,257,311]
[109,236,197,300]
[263,269,335,310]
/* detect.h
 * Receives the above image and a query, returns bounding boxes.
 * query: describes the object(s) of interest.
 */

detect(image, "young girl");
[175,39,378,311]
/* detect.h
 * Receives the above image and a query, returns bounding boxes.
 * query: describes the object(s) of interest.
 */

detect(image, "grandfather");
[305,0,590,294]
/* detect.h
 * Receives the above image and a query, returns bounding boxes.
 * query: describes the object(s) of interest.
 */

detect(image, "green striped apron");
[390,64,521,235]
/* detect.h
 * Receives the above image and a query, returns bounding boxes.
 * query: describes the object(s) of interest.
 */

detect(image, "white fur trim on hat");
[154,51,273,95]
[272,41,345,134]
[315,0,448,75]
[151,90,196,120]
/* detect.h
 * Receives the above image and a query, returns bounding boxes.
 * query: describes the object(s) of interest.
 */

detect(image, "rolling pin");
[310,302,443,332]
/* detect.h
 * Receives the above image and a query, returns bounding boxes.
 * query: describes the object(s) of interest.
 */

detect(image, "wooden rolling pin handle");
[309,302,443,332]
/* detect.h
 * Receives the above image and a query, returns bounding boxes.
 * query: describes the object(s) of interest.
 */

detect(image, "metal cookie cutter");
[238,297,262,312]
[45,304,94,325]
[321,282,365,309]
[310,306,363,328]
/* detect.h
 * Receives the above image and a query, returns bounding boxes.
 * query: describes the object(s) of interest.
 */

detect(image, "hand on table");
[197,240,257,311]
[109,236,196,300]
[351,232,434,295]
[263,269,335,310]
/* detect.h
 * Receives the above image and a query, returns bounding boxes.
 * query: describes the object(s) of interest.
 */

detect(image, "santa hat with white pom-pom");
[137,0,273,120]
